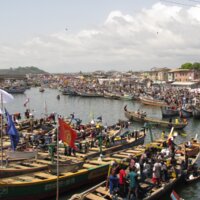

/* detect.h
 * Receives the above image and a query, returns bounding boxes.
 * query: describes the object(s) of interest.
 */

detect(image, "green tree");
[181,63,192,69]
[192,62,200,70]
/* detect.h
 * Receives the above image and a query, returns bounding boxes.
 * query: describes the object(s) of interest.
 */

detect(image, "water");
[6,87,200,199]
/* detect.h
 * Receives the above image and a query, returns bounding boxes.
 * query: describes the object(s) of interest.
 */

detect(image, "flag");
[24,98,30,107]
[5,108,19,150]
[170,190,180,200]
[58,118,77,149]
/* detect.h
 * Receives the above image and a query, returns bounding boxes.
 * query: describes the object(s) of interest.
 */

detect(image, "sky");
[0,0,200,73]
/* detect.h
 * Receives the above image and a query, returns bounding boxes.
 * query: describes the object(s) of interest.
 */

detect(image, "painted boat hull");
[140,97,167,107]
[48,161,84,174]
[161,107,179,118]
[124,110,187,130]
[5,150,38,160]
[0,164,109,200]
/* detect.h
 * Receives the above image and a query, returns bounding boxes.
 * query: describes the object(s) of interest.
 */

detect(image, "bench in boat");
[85,193,105,200]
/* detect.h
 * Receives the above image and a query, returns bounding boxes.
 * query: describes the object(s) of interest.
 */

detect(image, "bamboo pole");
[1,93,3,167]
[56,126,59,200]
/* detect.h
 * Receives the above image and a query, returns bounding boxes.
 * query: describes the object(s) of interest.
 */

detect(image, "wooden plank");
[96,187,110,197]
[10,164,30,169]
[85,193,105,200]
[34,172,56,179]
[89,160,108,165]
[83,163,98,169]
[36,160,51,164]
[112,154,129,158]
[30,163,46,167]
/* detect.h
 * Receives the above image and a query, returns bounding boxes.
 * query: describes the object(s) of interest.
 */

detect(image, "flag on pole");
[5,108,19,150]
[24,98,30,107]
[170,190,180,200]
[58,118,77,149]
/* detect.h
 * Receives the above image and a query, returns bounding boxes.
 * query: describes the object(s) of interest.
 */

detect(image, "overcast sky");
[0,0,200,73]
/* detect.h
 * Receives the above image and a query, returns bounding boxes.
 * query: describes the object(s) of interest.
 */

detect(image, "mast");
[1,93,3,167]
[56,124,59,200]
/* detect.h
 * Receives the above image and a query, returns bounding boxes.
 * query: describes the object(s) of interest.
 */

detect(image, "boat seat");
[85,193,105,200]
[36,160,51,164]
[34,172,57,179]
[83,163,98,169]
[126,150,142,153]
[102,157,121,162]
[17,176,39,182]
[112,154,129,158]
[30,163,45,167]
[89,160,108,165]
[95,187,110,197]
[10,164,30,169]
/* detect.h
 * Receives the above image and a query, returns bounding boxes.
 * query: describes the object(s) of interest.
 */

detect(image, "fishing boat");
[76,132,145,160]
[192,106,200,119]
[140,96,168,107]
[48,159,84,174]
[39,87,45,92]
[124,106,188,130]
[179,108,193,118]
[5,149,38,160]
[161,106,179,118]
[0,160,48,178]
[70,139,199,200]
[0,139,164,200]
[4,86,26,94]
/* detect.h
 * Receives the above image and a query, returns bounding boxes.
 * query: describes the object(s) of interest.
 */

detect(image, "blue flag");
[5,108,19,150]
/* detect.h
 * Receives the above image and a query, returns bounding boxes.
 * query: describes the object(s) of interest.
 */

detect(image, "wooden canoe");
[0,138,165,200]
[124,108,187,130]
[140,96,168,107]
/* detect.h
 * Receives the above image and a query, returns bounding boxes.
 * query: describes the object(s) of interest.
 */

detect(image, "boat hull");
[0,164,109,200]
[124,110,187,130]
[161,107,179,118]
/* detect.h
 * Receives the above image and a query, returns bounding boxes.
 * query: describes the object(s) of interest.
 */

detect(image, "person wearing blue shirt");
[109,168,119,195]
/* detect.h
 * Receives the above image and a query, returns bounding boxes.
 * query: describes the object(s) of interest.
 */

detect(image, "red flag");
[58,118,77,149]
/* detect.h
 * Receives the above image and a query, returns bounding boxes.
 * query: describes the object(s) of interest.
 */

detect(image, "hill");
[0,66,48,75]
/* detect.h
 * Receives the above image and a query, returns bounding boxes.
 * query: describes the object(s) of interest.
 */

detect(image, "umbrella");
[0,89,14,104]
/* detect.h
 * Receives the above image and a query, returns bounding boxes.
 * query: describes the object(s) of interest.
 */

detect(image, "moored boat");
[124,106,188,129]
[140,96,168,107]
[192,106,200,119]
[161,106,179,118]
[0,138,164,200]
[179,108,193,118]
[124,106,188,130]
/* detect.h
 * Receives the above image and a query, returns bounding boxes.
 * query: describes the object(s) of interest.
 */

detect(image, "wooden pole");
[56,127,59,200]
[105,163,112,190]
[1,93,3,167]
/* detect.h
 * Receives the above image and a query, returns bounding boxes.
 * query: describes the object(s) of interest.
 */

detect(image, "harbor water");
[6,87,200,200]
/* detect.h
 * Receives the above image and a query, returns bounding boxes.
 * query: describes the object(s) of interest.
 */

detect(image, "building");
[168,69,200,82]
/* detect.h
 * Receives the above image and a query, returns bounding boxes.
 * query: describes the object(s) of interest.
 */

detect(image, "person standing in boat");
[127,167,138,200]
[109,168,119,195]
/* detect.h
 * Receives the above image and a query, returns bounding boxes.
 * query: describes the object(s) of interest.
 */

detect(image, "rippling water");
[6,87,200,199]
